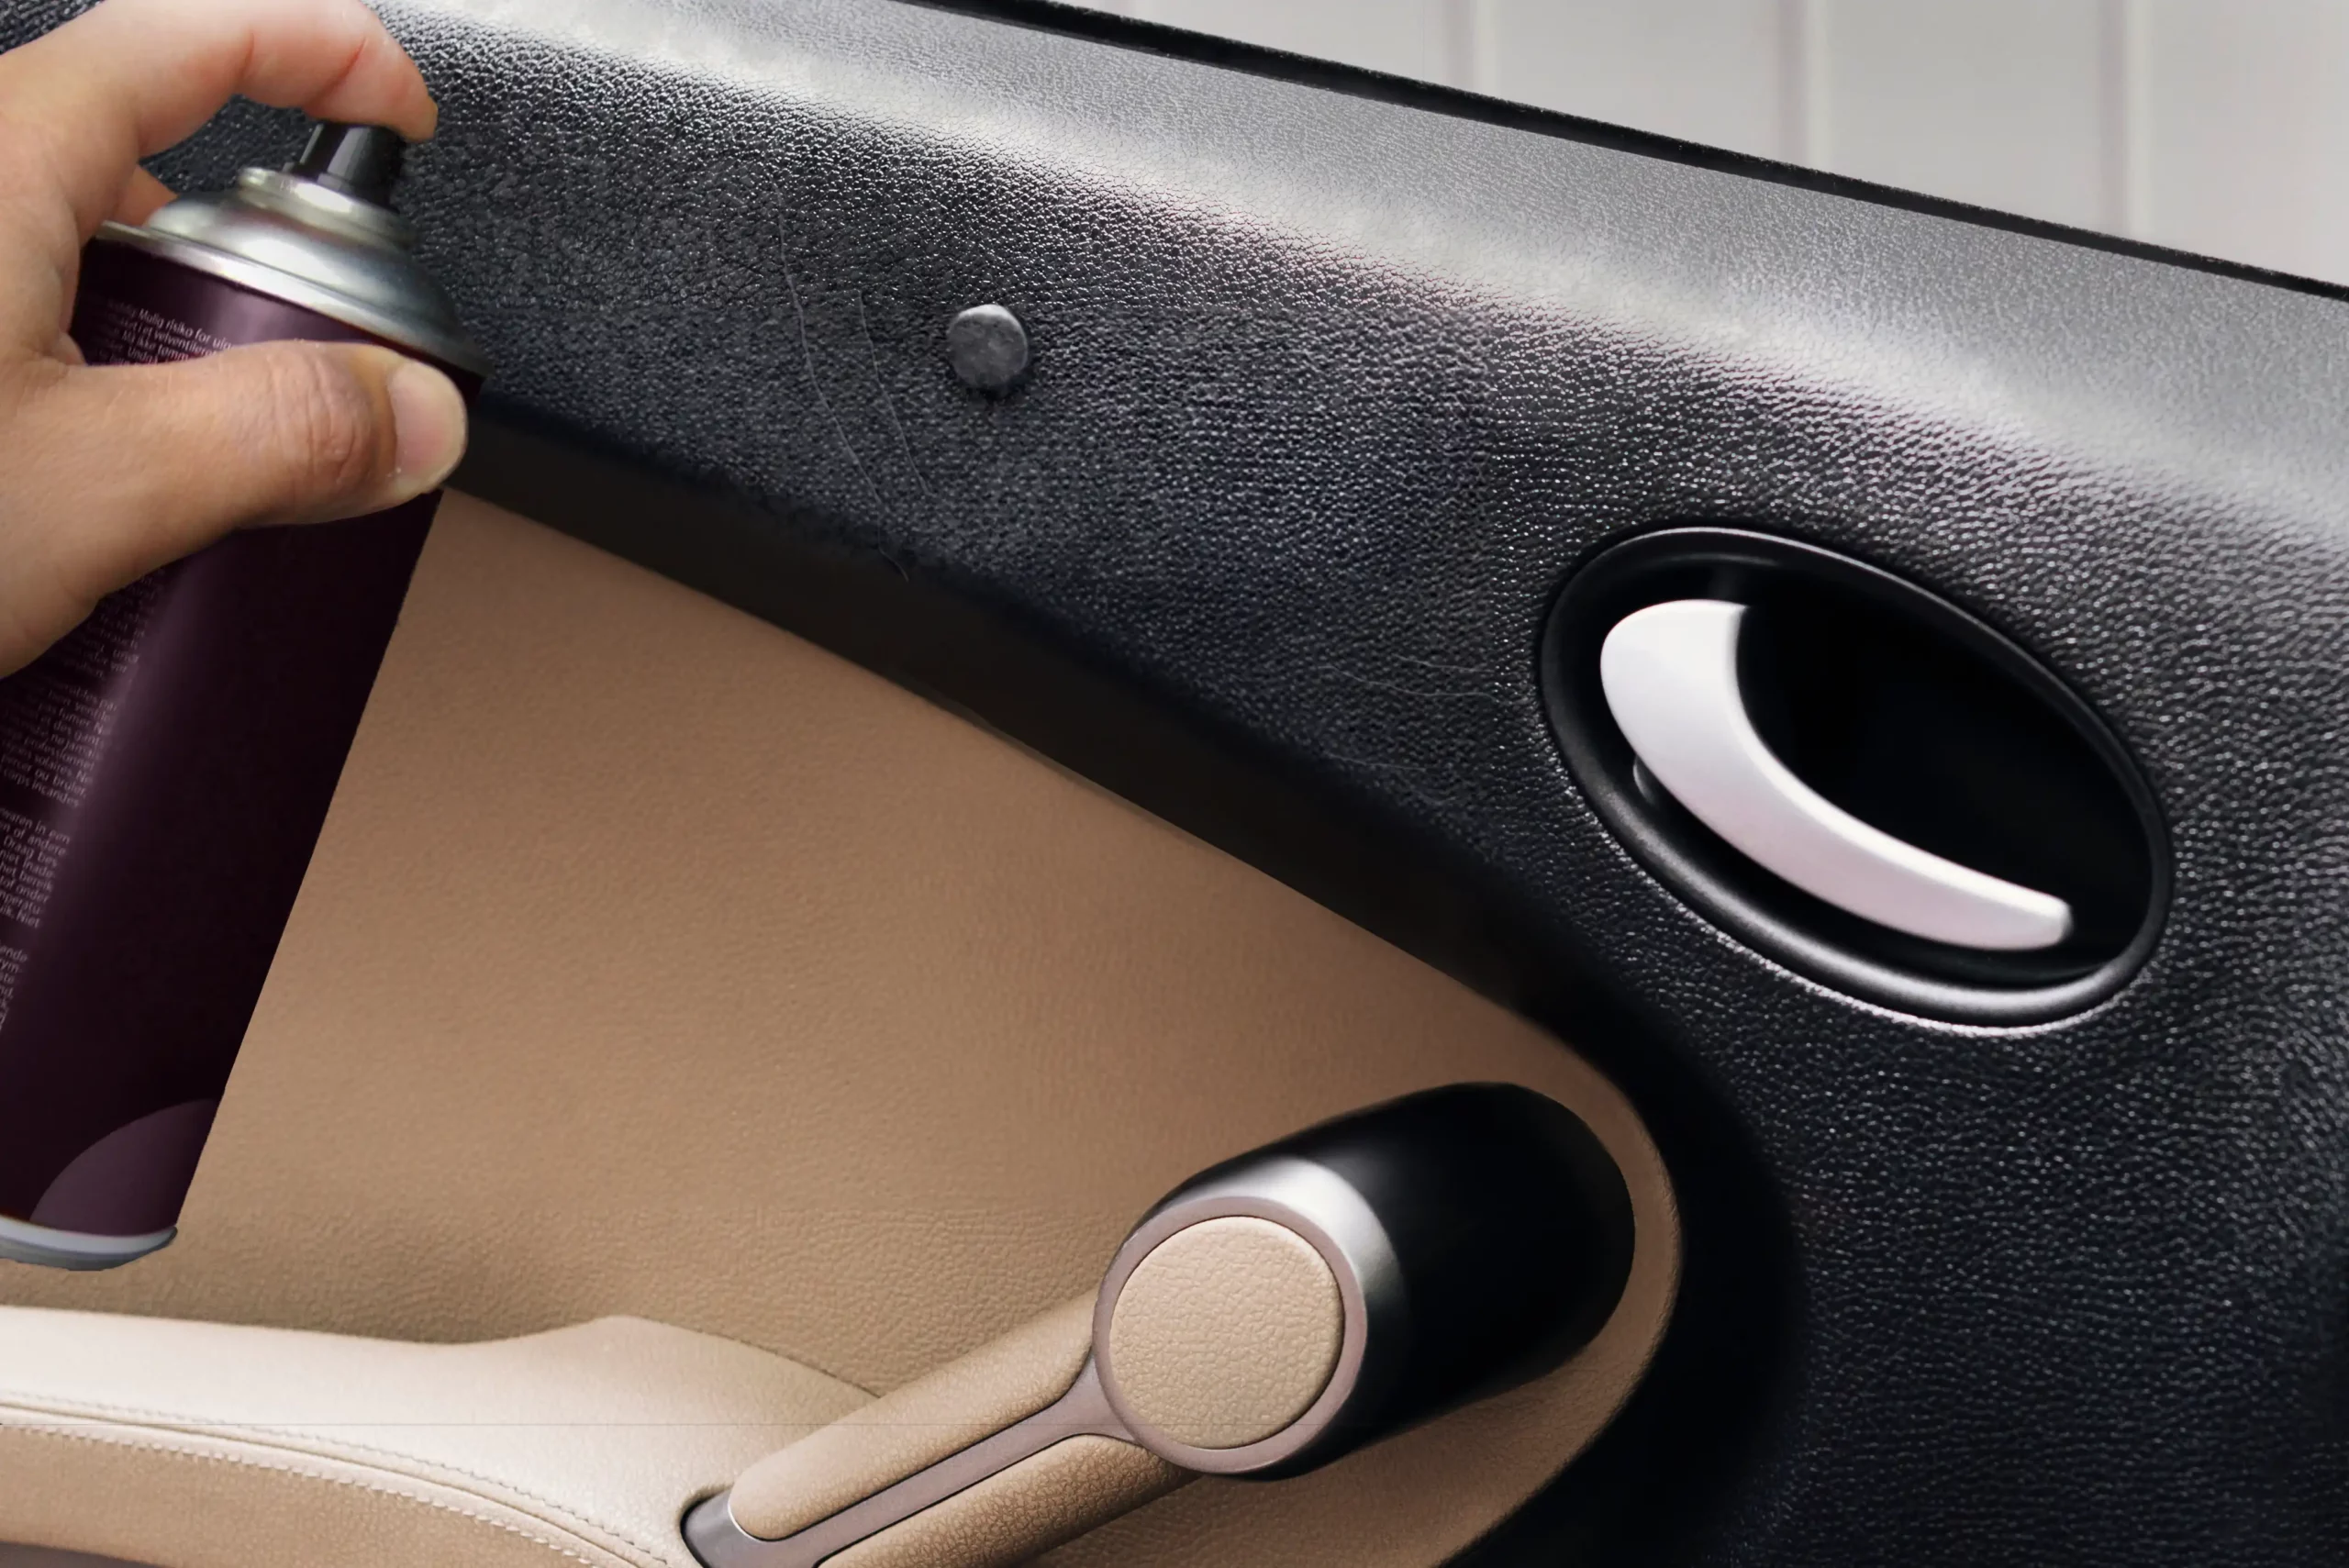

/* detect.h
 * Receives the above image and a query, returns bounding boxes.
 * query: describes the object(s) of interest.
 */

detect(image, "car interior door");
[0,1,2343,1565]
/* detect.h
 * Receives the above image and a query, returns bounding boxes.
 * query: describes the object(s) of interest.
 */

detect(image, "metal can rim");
[0,1209,175,1270]
[92,221,492,378]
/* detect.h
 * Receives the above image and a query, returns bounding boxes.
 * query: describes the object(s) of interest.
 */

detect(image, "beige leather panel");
[826,1438,1187,1568]
[1106,1218,1342,1450]
[0,1307,868,1568]
[0,494,1679,1568]
[729,1294,1095,1540]
[0,1429,622,1568]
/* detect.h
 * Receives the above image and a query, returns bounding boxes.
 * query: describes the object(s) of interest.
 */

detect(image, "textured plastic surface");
[10,0,2342,1562]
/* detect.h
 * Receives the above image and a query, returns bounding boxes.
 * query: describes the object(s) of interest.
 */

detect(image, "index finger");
[0,0,437,241]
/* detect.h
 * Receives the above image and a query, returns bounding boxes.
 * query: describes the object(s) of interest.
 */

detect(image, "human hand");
[0,0,468,675]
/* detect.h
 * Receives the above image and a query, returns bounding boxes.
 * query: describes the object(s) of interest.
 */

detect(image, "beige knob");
[1103,1216,1345,1451]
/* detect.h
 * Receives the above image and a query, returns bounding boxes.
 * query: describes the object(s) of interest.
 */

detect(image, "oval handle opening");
[1600,599,2073,952]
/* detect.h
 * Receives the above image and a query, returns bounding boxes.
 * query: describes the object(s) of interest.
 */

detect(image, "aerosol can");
[0,123,485,1270]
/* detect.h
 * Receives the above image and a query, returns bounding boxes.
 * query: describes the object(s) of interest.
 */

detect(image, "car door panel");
[0,0,2343,1563]
[0,495,1675,1567]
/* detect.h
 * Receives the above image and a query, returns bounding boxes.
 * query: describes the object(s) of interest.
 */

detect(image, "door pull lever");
[684,1084,1633,1568]
[1600,599,2074,953]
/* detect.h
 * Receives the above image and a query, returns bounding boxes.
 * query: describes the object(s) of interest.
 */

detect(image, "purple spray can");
[0,123,485,1270]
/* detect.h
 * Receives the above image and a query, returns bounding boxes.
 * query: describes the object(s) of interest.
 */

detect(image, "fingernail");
[386,361,468,499]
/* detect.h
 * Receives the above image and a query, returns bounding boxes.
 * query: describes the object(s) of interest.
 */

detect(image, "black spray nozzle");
[286,122,406,206]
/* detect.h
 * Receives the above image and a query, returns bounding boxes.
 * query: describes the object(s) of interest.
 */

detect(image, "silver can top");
[95,124,488,377]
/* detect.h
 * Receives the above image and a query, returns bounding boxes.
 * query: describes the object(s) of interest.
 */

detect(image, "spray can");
[0,124,486,1271]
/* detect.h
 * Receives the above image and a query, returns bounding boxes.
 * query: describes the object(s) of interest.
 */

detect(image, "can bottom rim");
[0,1212,175,1271]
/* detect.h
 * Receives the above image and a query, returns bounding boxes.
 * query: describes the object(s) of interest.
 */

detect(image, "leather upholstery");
[828,1437,1184,1568]
[0,1307,867,1567]
[729,1296,1096,1541]
[1105,1218,1342,1451]
[0,493,1678,1568]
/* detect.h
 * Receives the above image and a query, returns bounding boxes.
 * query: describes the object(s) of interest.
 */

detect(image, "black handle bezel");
[1542,527,2172,1025]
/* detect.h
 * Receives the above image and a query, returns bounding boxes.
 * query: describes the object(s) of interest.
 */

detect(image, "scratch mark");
[780,242,888,518]
[1385,651,1491,679]
[856,290,931,503]
[1314,664,1504,705]
[1317,748,1464,806]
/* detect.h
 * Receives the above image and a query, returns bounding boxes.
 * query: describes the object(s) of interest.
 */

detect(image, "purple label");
[0,239,469,1238]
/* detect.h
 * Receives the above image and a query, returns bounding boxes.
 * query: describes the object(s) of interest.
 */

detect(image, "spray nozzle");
[285,123,406,207]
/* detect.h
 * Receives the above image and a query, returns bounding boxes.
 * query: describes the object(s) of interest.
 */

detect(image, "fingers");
[0,341,466,669]
[111,166,173,228]
[0,0,434,242]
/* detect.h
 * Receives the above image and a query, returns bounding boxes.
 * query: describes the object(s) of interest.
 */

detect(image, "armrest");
[0,1307,868,1568]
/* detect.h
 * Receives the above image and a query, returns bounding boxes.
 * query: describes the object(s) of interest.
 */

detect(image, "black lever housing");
[1111,1081,1636,1476]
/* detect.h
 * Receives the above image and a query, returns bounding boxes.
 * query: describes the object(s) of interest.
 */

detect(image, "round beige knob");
[1102,1216,1344,1451]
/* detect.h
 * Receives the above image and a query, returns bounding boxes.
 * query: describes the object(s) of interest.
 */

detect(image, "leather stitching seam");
[0,1411,660,1567]
[0,1385,681,1560]
[0,1370,797,1561]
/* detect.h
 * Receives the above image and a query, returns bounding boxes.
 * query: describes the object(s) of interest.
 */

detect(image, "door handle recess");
[1599,599,2073,952]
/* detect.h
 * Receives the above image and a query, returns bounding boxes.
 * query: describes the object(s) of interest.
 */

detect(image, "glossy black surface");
[1172,1083,1636,1473]
[285,122,406,206]
[10,0,2347,1562]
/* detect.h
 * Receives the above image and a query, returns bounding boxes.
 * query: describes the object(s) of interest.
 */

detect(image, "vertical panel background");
[1063,0,2349,286]
[2134,0,2349,284]
[1809,0,2110,228]
[1118,0,1461,81]
[1474,0,1791,161]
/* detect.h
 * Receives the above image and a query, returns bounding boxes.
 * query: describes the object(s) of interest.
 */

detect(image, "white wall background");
[1065,0,2349,286]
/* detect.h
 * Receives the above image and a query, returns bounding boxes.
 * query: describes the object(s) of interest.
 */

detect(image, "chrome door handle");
[1599,600,2073,952]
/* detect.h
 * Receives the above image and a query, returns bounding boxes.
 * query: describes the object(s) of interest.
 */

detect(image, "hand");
[0,0,467,676]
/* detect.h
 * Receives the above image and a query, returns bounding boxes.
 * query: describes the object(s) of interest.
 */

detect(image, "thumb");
[6,339,466,637]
